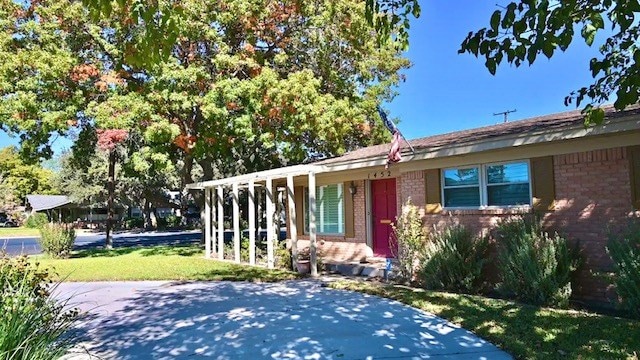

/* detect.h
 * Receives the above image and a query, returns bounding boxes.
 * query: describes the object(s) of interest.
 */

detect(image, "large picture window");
[442,161,531,208]
[304,184,344,234]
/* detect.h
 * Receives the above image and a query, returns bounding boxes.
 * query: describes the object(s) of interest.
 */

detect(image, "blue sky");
[387,1,606,139]
[0,2,606,154]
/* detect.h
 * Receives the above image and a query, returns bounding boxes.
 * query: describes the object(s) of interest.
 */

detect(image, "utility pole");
[493,109,517,123]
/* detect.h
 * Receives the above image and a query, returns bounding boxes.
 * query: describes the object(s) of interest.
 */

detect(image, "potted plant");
[296,247,311,274]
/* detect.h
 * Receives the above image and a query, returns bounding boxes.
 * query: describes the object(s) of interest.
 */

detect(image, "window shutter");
[344,182,355,238]
[531,156,555,211]
[424,169,442,214]
[294,186,304,236]
[628,145,640,210]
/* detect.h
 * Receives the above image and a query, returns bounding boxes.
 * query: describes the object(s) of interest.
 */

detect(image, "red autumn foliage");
[174,133,197,153]
[97,129,129,151]
[70,64,100,83]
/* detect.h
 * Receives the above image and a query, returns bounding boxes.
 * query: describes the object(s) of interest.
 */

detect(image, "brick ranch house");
[188,105,640,305]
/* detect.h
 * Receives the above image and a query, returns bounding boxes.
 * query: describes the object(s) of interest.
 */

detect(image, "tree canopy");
[0,147,56,209]
[2,0,408,169]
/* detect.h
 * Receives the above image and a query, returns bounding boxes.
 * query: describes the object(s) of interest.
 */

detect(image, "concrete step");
[325,261,394,279]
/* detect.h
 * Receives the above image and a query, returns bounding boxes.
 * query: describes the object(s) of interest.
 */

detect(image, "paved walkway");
[56,281,512,359]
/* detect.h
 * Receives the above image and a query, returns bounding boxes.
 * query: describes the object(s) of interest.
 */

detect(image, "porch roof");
[27,195,73,211]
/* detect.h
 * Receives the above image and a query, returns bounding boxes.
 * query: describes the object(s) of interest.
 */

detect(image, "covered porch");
[186,165,324,276]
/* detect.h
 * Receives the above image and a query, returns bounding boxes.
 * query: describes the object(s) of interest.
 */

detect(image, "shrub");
[25,213,48,229]
[123,217,144,229]
[607,217,640,318]
[38,224,76,259]
[274,240,292,270]
[421,224,488,293]
[0,254,79,359]
[391,199,427,282]
[495,216,579,307]
[165,214,182,228]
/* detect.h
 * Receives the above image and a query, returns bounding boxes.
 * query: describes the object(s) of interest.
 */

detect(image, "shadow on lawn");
[193,266,300,283]
[64,281,508,360]
[357,284,640,359]
[71,244,203,259]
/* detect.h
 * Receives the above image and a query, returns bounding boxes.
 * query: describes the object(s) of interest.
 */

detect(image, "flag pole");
[378,107,415,155]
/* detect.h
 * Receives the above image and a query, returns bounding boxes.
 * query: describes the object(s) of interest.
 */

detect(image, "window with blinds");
[304,184,344,234]
[442,161,531,208]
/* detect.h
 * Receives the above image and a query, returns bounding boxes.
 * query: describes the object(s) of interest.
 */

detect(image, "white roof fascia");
[320,115,640,172]
[186,164,322,190]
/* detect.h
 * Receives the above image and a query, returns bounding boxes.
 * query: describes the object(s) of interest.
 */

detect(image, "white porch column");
[286,174,297,270]
[204,188,211,258]
[217,185,224,261]
[232,182,241,263]
[308,171,318,277]
[266,177,275,269]
[248,179,256,265]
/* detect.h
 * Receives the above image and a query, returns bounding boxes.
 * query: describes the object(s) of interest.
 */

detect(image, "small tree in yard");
[391,199,427,282]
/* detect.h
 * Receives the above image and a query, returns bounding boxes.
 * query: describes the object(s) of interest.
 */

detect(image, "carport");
[186,165,322,276]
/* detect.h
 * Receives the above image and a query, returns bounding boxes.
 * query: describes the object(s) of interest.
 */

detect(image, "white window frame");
[441,160,533,209]
[304,183,345,236]
[441,165,482,209]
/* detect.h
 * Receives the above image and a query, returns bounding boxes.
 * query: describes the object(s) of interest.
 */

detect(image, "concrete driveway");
[56,280,511,360]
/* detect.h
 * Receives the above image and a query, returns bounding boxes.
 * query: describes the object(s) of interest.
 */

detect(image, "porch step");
[325,261,394,279]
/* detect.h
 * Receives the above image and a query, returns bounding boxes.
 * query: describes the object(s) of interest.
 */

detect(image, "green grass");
[330,281,640,360]
[32,244,299,282]
[0,227,40,237]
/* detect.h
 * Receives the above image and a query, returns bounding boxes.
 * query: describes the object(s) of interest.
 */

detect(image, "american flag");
[378,107,402,167]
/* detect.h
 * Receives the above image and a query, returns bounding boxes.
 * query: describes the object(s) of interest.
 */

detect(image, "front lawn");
[32,244,299,282]
[0,227,40,237]
[330,281,640,360]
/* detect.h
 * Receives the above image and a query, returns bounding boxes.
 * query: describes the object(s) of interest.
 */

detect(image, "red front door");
[371,178,397,257]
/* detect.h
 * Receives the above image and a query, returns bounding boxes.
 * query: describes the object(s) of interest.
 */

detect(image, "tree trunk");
[105,149,116,249]
[143,198,153,230]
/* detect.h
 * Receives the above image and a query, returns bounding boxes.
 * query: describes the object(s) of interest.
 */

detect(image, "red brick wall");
[398,170,425,211]
[393,147,634,306]
[544,147,633,303]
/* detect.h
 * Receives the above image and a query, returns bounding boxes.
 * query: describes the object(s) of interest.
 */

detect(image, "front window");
[486,162,530,206]
[443,167,480,207]
[304,184,344,234]
[442,161,531,208]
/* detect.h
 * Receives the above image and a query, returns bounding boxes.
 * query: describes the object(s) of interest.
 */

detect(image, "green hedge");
[25,213,48,229]
[495,217,579,307]
[607,217,640,318]
[421,224,488,293]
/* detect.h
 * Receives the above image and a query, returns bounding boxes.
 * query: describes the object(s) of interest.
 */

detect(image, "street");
[1,230,202,257]
[1,228,286,256]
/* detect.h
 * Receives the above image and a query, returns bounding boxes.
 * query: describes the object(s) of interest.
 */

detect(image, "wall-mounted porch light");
[349,181,357,196]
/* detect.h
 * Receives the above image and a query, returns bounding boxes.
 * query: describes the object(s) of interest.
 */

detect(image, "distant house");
[188,105,640,306]
[26,194,123,226]
[26,192,188,227]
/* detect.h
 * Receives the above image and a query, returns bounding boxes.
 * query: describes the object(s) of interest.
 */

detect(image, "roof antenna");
[493,109,517,123]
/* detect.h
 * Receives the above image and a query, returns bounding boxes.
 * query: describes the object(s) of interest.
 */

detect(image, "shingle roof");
[316,104,640,165]
[26,195,72,211]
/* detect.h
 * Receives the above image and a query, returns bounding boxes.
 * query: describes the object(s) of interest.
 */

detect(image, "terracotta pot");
[296,260,310,274]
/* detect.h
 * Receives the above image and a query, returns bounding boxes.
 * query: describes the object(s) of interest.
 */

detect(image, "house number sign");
[366,169,394,179]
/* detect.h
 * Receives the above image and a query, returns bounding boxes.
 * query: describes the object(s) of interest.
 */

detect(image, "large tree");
[1,0,409,244]
[0,147,56,208]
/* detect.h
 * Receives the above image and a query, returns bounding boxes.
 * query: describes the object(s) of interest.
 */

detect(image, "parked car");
[0,213,17,227]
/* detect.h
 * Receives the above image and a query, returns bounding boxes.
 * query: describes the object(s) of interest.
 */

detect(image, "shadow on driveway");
[58,281,511,359]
